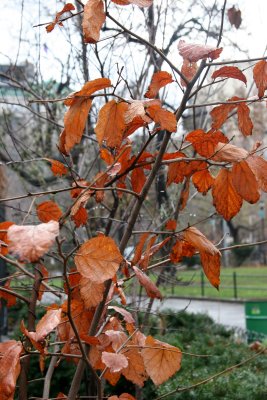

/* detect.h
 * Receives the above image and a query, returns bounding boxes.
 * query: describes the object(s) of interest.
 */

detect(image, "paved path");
[151,298,246,329]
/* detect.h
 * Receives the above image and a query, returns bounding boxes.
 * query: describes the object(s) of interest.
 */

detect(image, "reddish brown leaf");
[0,221,14,256]
[227,6,242,29]
[247,155,267,192]
[253,60,267,98]
[200,252,221,290]
[80,277,104,308]
[170,240,195,263]
[71,206,88,227]
[47,159,68,176]
[0,280,17,307]
[186,129,228,157]
[124,99,160,124]
[232,161,260,204]
[112,0,152,5]
[184,227,219,256]
[132,233,150,265]
[83,0,105,43]
[192,169,214,195]
[108,306,135,324]
[60,78,111,153]
[141,336,182,385]
[131,167,146,194]
[237,102,253,136]
[102,352,128,373]
[7,221,59,262]
[181,59,198,86]
[36,201,62,223]
[165,219,177,230]
[121,345,147,387]
[146,105,177,132]
[178,40,222,62]
[95,100,128,148]
[138,236,156,270]
[75,236,123,283]
[125,116,148,136]
[132,266,162,299]
[105,330,128,351]
[37,264,49,301]
[179,177,190,210]
[210,102,236,130]
[46,3,75,33]
[0,341,23,400]
[144,71,173,98]
[212,169,243,220]
[212,142,249,162]
[211,66,246,84]
[164,151,187,186]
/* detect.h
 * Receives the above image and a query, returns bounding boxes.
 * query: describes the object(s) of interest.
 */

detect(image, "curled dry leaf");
[108,306,135,324]
[232,161,260,204]
[141,335,182,385]
[212,169,243,220]
[212,142,248,162]
[101,352,129,373]
[95,100,128,148]
[83,0,105,43]
[121,345,147,387]
[132,266,162,299]
[247,155,267,192]
[227,6,242,29]
[105,330,128,351]
[46,3,75,33]
[211,66,247,85]
[178,40,222,62]
[170,240,195,263]
[36,201,63,223]
[253,60,267,98]
[0,341,23,400]
[124,99,160,124]
[7,221,59,262]
[184,227,219,256]
[131,167,146,194]
[144,71,173,98]
[75,236,123,283]
[21,308,62,352]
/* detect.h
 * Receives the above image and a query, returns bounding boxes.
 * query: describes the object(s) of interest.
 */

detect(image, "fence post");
[233,271,237,299]
[201,271,205,297]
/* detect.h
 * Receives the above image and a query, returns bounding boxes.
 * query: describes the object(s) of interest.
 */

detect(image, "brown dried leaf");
[0,341,23,400]
[247,155,267,192]
[144,71,173,98]
[102,352,128,373]
[212,169,243,220]
[7,221,59,262]
[133,266,162,300]
[212,142,249,162]
[192,169,214,195]
[186,129,228,157]
[141,336,182,385]
[75,236,123,283]
[80,277,104,308]
[253,60,267,98]
[146,105,177,132]
[211,66,246,84]
[83,0,105,43]
[36,201,62,223]
[46,3,75,33]
[227,6,242,29]
[232,160,260,204]
[181,59,198,86]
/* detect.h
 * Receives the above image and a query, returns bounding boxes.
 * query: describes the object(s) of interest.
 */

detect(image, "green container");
[245,301,267,339]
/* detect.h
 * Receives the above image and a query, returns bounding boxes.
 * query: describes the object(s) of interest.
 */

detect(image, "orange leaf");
[184,227,219,256]
[211,66,246,84]
[102,352,128,373]
[179,177,190,210]
[124,99,160,124]
[46,3,75,33]
[95,100,128,148]
[212,142,248,162]
[7,221,59,262]
[36,201,62,223]
[210,102,236,130]
[0,341,23,400]
[144,71,173,99]
[247,155,267,192]
[192,169,214,194]
[80,277,104,308]
[47,159,68,176]
[237,101,253,136]
[82,0,106,43]
[108,306,135,324]
[185,129,228,157]
[141,336,182,385]
[212,169,242,220]
[131,167,146,194]
[132,233,149,265]
[0,221,14,256]
[170,240,195,263]
[75,236,123,283]
[60,78,111,153]
[165,151,188,186]
[253,60,267,98]
[71,206,88,227]
[181,59,198,86]
[232,160,260,204]
[200,252,221,290]
[132,266,162,299]
[178,40,222,62]
[146,105,177,132]
[165,219,177,230]
[37,264,49,301]
[121,345,147,387]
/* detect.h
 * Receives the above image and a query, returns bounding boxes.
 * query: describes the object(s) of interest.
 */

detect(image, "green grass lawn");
[158,266,267,300]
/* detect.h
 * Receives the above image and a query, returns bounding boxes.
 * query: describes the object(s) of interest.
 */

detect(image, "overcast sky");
[0,0,266,81]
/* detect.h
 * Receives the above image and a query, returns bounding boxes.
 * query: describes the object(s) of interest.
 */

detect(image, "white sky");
[0,0,266,81]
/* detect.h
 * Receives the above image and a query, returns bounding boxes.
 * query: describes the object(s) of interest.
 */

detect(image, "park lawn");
[158,266,267,300]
